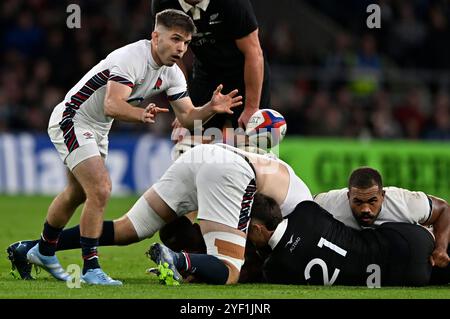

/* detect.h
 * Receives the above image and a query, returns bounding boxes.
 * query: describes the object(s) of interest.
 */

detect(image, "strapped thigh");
[203,231,246,272]
[126,196,166,240]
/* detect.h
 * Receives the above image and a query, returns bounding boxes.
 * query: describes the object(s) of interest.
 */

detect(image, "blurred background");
[0,0,449,198]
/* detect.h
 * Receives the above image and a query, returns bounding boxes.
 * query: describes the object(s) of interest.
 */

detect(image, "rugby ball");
[245,109,287,149]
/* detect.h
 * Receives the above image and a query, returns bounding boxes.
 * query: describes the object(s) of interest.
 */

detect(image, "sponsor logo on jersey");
[285,234,301,253]
[83,132,94,139]
[285,235,294,247]
[209,13,222,25]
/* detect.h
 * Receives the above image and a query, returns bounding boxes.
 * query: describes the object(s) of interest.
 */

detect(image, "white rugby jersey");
[50,40,187,137]
[214,143,313,217]
[314,186,432,230]
[278,159,313,217]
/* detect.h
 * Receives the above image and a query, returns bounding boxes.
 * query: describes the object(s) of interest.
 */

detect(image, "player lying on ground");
[314,167,450,269]
[248,194,439,286]
[148,194,449,285]
[249,194,439,286]
[141,168,450,284]
[8,143,312,284]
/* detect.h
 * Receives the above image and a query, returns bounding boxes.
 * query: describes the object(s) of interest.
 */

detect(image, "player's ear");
[151,31,159,44]
[256,223,266,236]
[249,223,261,235]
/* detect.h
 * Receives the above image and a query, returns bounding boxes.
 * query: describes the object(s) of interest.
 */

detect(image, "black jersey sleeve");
[224,0,258,39]
[151,0,175,18]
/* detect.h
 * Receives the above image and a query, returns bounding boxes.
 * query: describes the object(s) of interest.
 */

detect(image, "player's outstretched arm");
[170,87,242,129]
[426,195,450,268]
[104,81,168,123]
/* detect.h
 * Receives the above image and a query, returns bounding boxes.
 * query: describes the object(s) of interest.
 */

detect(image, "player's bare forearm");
[104,98,144,122]
[243,51,264,111]
[430,196,450,267]
[104,80,155,123]
[238,46,263,127]
[172,86,241,129]
[178,105,215,129]
[236,30,264,127]
[104,98,165,123]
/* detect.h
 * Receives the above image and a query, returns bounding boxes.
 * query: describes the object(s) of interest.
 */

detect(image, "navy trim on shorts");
[237,179,257,233]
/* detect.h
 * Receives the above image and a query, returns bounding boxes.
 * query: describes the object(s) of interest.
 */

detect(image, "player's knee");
[87,180,111,206]
[113,217,140,245]
[223,261,241,284]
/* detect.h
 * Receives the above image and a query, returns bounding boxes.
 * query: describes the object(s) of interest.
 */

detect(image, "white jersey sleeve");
[166,65,188,99]
[106,45,144,87]
[380,187,432,225]
[279,161,313,217]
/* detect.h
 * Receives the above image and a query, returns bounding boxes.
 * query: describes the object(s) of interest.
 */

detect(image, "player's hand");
[238,107,258,129]
[430,247,450,268]
[209,84,242,114]
[141,103,169,123]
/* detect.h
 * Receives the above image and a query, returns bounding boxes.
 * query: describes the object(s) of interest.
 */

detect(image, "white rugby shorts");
[153,144,257,231]
[48,102,108,171]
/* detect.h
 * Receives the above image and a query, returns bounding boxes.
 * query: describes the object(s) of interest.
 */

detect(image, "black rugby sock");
[81,236,100,274]
[38,221,63,256]
[56,221,115,251]
[178,252,229,285]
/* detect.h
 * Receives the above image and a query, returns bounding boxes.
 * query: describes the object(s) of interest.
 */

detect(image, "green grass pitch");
[0,195,448,299]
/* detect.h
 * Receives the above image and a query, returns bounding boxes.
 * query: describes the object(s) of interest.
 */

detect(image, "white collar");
[268,219,288,250]
[178,0,210,19]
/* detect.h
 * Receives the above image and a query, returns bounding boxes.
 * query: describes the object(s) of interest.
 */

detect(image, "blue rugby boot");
[147,243,182,285]
[81,268,122,286]
[26,243,71,281]
[7,240,38,280]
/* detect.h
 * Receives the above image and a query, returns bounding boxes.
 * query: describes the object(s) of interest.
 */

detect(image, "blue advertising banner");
[0,133,174,195]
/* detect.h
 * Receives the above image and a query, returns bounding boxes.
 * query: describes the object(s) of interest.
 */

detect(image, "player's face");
[153,27,191,66]
[348,185,385,227]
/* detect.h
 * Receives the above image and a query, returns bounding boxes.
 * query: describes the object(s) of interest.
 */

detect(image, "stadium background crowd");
[1,0,449,140]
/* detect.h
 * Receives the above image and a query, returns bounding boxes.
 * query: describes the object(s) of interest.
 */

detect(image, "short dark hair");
[250,194,282,231]
[348,167,383,190]
[155,9,196,34]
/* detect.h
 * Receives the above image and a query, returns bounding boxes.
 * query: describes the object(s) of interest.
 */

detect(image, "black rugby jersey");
[263,201,434,286]
[152,0,259,74]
